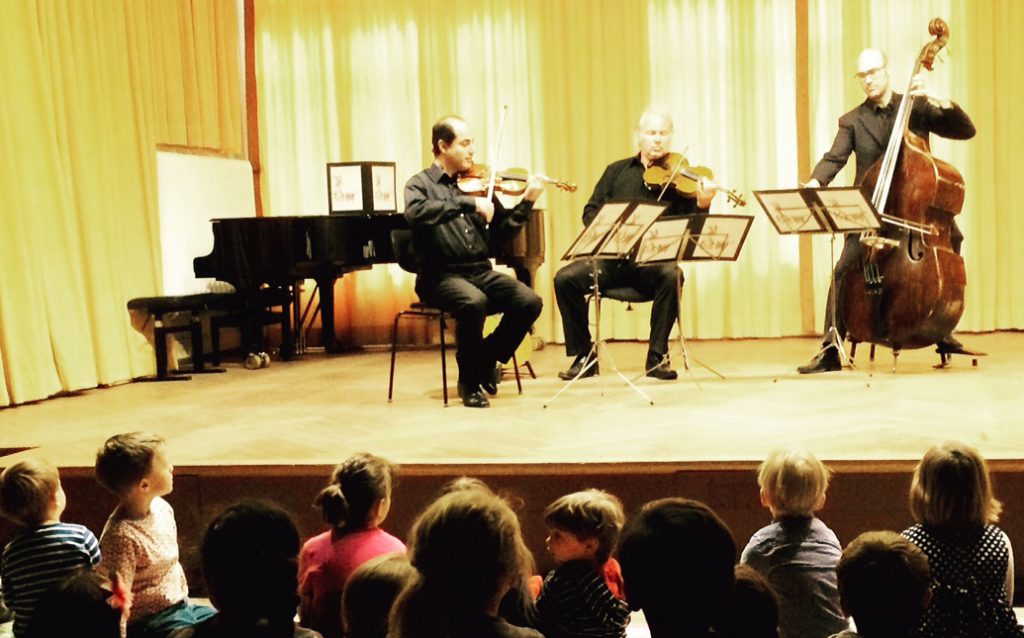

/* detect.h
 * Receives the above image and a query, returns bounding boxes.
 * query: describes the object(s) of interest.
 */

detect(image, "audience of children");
[298,453,405,638]
[389,487,542,638]
[0,459,102,637]
[94,432,215,638]
[740,448,848,638]
[341,553,414,638]
[720,564,780,638]
[8,434,1024,638]
[617,498,737,638]
[168,500,319,638]
[24,568,125,638]
[901,441,1024,637]
[831,531,932,638]
[534,489,630,638]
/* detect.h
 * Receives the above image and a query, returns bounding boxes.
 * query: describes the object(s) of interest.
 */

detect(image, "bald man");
[798,48,977,374]
[553,110,717,381]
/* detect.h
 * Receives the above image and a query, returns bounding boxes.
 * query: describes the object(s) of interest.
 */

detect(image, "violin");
[457,164,577,197]
[642,153,746,207]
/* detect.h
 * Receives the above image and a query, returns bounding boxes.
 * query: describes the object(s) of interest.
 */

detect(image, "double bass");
[841,18,967,355]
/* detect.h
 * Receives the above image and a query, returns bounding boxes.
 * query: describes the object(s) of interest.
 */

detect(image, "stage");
[2,332,1023,591]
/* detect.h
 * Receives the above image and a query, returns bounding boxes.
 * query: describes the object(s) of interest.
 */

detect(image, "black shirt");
[583,154,708,226]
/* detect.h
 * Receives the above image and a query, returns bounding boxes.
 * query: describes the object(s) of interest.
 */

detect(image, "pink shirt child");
[299,527,406,638]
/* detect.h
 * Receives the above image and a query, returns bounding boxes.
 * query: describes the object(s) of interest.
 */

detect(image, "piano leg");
[316,274,342,353]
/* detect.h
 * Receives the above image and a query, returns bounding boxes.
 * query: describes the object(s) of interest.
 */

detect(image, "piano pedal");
[244,353,264,370]
[260,352,271,368]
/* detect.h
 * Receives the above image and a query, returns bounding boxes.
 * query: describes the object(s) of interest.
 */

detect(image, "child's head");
[94,432,171,498]
[720,564,780,638]
[201,500,301,627]
[617,498,736,638]
[391,488,534,636]
[26,568,123,638]
[343,553,416,638]
[757,447,831,517]
[909,441,1001,527]
[543,488,624,565]
[315,453,397,531]
[0,459,64,527]
[837,531,931,638]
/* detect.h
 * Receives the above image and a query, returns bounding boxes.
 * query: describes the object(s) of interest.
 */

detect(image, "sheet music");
[818,189,880,231]
[565,201,630,258]
[764,191,822,232]
[690,216,752,261]
[597,202,665,257]
[636,219,689,263]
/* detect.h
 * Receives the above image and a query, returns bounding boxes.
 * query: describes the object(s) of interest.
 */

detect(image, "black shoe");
[481,363,502,396]
[935,335,986,356]
[797,347,842,374]
[458,382,490,408]
[645,353,678,380]
[558,354,599,380]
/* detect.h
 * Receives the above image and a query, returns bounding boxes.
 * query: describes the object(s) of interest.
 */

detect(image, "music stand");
[753,186,882,367]
[544,200,668,408]
[635,214,754,384]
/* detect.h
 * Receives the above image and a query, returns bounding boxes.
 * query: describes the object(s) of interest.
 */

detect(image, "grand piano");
[193,211,545,356]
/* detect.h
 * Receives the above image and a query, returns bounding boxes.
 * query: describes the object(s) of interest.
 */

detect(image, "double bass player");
[797,47,977,374]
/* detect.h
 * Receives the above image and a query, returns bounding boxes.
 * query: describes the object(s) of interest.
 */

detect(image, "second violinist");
[553,109,718,382]
[404,115,546,408]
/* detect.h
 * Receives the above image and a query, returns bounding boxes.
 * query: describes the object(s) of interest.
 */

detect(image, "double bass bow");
[840,17,968,353]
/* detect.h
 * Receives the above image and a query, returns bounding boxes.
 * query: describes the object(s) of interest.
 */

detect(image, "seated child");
[535,489,630,638]
[94,433,214,638]
[0,459,101,637]
[831,531,931,638]
[740,448,847,638]
[389,488,542,638]
[299,453,405,638]
[26,568,125,638]
[901,441,1023,638]
[342,553,415,638]
[720,564,780,638]
[617,498,736,638]
[169,500,320,638]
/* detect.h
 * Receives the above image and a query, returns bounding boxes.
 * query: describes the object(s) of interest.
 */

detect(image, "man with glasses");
[797,48,977,374]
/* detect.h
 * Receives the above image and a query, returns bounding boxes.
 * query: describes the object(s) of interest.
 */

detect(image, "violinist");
[404,115,545,408]
[798,48,977,374]
[553,109,717,381]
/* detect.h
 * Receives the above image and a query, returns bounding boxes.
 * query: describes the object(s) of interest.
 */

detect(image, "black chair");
[126,293,228,381]
[387,229,521,405]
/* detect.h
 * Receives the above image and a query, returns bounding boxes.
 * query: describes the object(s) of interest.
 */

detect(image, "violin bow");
[656,146,689,202]
[486,105,510,203]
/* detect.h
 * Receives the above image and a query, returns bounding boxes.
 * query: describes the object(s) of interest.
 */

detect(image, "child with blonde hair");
[901,441,1023,638]
[740,448,846,638]
[535,489,630,638]
[1,459,101,637]
[389,488,542,638]
[299,453,405,638]
[95,432,214,638]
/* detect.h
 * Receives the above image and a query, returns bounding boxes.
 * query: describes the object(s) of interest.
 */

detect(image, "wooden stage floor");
[2,332,1022,470]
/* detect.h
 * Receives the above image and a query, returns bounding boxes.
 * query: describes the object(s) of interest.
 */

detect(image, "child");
[169,501,320,638]
[740,448,847,638]
[901,441,1024,637]
[535,489,630,638]
[26,568,126,638]
[0,459,102,637]
[720,565,780,638]
[299,453,405,638]
[94,432,214,638]
[342,553,415,638]
[832,531,932,638]
[617,498,736,638]
[389,488,542,638]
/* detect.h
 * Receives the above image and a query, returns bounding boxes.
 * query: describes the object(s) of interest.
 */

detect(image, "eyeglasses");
[855,66,885,81]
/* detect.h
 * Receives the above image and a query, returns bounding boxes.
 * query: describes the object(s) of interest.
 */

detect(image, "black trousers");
[820,222,964,347]
[416,269,542,384]
[553,259,681,358]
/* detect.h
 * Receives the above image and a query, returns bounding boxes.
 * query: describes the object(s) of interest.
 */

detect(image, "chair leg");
[524,361,536,379]
[155,325,170,379]
[439,312,448,406]
[512,353,522,395]
[190,320,204,372]
[210,316,222,366]
[388,312,402,402]
[849,341,858,365]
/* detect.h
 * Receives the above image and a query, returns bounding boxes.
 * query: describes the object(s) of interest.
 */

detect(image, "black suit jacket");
[811,93,976,187]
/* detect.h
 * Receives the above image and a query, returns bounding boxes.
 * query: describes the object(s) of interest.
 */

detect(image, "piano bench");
[127,294,227,382]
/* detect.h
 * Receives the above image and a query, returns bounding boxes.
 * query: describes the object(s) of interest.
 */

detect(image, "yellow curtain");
[0,0,241,407]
